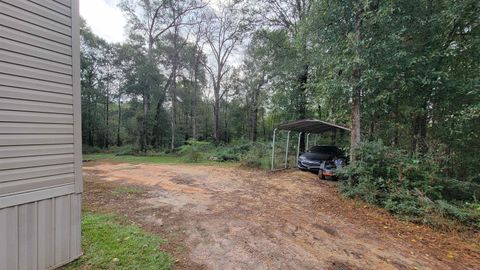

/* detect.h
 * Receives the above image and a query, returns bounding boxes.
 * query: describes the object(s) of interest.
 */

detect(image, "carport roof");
[278,119,351,134]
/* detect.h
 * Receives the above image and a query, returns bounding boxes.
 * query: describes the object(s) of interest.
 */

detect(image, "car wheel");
[318,170,325,180]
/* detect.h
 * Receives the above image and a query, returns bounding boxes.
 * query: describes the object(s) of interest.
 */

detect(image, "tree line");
[81,0,479,180]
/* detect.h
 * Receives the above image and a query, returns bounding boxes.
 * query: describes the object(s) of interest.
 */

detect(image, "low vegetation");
[64,212,172,270]
[85,141,271,168]
[339,141,480,230]
[85,140,480,231]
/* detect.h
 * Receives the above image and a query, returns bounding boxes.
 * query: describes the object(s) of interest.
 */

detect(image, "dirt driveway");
[83,161,480,270]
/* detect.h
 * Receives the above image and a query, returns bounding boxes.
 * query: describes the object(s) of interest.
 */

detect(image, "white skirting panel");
[0,193,81,270]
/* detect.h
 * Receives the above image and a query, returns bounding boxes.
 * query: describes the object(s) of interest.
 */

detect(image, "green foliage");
[240,142,270,169]
[178,140,212,163]
[210,141,251,162]
[83,145,103,154]
[84,153,185,164]
[111,145,141,156]
[64,212,172,270]
[340,141,480,229]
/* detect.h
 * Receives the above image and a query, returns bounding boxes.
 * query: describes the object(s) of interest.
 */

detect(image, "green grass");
[112,186,144,195]
[64,212,173,270]
[84,153,239,167]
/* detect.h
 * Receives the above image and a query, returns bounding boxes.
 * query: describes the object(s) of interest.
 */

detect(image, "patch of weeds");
[64,212,173,270]
[112,186,144,196]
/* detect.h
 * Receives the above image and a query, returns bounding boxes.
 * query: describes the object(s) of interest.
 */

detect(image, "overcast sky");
[80,0,127,43]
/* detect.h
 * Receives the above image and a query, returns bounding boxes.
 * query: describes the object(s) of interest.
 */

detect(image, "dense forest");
[81,1,479,227]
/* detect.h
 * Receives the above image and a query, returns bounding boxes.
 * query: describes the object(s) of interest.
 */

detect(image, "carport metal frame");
[271,119,351,170]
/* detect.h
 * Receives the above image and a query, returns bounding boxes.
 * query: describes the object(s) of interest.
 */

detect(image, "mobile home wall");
[0,0,82,268]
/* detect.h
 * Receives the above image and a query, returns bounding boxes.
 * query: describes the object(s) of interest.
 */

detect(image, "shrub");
[240,142,270,169]
[210,141,252,161]
[83,145,102,154]
[339,140,480,230]
[111,144,139,156]
[178,140,211,162]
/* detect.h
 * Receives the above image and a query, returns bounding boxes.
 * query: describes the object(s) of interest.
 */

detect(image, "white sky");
[80,0,127,43]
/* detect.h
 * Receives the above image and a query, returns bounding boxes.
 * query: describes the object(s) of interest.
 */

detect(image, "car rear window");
[309,146,338,155]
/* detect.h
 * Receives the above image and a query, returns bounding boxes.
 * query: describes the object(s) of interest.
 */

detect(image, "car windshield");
[308,146,338,155]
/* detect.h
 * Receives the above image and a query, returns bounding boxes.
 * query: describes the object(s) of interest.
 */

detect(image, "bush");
[82,145,102,154]
[111,144,140,156]
[339,140,480,230]
[240,142,270,169]
[210,141,252,162]
[178,140,211,162]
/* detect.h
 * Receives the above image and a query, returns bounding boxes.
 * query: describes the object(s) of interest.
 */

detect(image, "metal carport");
[271,119,351,170]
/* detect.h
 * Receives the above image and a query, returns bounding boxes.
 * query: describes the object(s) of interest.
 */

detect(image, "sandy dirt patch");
[83,162,480,270]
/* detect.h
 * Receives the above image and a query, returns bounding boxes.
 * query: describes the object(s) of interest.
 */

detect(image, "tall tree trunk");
[192,45,200,140]
[93,95,98,146]
[141,36,155,152]
[350,6,363,164]
[141,92,148,152]
[262,111,266,140]
[205,105,209,140]
[298,64,308,152]
[411,108,428,155]
[251,105,258,142]
[251,76,264,142]
[170,25,179,151]
[213,84,220,141]
[105,83,110,149]
[392,97,400,147]
[117,92,122,147]
[224,91,229,142]
[170,68,177,150]
[351,87,361,161]
[192,90,197,139]
[87,89,93,146]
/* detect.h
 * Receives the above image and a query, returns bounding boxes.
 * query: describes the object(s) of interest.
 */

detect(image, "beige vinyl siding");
[0,144,74,158]
[0,164,74,183]
[0,193,82,269]
[0,0,82,268]
[0,26,72,56]
[0,2,71,35]
[0,123,73,134]
[0,86,73,104]
[2,0,72,26]
[0,49,73,75]
[0,74,73,94]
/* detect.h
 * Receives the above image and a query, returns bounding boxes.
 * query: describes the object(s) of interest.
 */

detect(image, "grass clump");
[339,140,480,230]
[112,186,144,195]
[64,212,173,270]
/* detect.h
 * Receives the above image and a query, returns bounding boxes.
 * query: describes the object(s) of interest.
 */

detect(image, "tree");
[203,2,246,142]
[120,0,204,151]
[81,20,117,148]
[248,0,313,150]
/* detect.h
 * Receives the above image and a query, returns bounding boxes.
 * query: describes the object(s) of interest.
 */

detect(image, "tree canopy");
[81,0,479,182]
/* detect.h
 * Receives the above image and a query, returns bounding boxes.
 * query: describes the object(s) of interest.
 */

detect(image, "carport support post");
[296,132,302,164]
[306,133,310,150]
[284,131,291,169]
[271,128,277,170]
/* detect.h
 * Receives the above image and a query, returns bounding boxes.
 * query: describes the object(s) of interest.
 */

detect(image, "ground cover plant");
[64,212,173,270]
